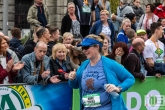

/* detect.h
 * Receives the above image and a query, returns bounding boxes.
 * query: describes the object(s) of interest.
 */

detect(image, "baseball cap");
[136,29,146,36]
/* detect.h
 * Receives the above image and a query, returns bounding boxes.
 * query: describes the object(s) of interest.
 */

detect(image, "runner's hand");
[69,69,76,81]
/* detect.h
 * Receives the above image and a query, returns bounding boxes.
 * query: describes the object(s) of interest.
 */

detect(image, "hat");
[77,38,103,47]
[136,29,146,35]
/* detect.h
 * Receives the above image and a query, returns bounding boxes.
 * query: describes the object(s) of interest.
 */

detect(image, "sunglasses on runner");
[82,45,94,50]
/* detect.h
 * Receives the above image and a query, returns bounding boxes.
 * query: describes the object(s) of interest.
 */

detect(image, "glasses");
[82,45,93,50]
[68,7,75,9]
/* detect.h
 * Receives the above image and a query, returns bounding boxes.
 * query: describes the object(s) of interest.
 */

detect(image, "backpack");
[9,47,22,60]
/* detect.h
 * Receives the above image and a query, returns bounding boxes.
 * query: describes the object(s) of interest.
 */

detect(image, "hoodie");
[10,38,24,54]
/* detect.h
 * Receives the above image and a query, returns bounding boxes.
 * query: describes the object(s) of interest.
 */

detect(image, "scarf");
[35,2,43,14]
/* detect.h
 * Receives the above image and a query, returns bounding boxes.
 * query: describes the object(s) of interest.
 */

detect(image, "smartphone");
[115,56,121,64]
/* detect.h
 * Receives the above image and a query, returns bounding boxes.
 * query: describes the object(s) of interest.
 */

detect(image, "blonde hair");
[100,10,109,15]
[63,32,73,40]
[99,33,110,43]
[121,18,131,29]
[68,2,75,8]
[52,43,67,60]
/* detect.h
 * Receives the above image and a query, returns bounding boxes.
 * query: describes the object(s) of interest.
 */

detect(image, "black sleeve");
[37,74,43,83]
[61,16,67,36]
[23,45,34,56]
[91,0,95,11]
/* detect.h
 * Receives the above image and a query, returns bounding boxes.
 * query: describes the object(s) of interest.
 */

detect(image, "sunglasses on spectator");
[82,45,94,50]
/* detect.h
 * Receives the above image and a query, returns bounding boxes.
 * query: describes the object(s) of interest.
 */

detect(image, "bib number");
[82,93,101,107]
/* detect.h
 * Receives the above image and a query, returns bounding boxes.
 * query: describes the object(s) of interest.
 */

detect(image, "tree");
[109,0,119,14]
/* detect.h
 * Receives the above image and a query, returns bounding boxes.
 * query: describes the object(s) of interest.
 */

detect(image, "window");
[15,0,33,29]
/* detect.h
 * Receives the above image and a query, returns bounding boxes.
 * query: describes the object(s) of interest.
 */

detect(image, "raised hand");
[50,75,61,83]
[69,69,76,81]
[12,61,24,72]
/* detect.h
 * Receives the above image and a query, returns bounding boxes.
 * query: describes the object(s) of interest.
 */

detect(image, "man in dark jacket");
[124,38,160,81]
[10,28,24,56]
[47,26,60,56]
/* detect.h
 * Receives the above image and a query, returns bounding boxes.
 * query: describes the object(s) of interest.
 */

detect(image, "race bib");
[82,4,91,13]
[82,93,101,107]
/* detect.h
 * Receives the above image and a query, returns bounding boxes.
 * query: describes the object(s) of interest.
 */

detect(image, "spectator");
[23,27,51,56]
[62,32,74,44]
[106,42,129,65]
[47,26,60,56]
[89,10,115,47]
[94,0,103,21]
[137,4,159,33]
[0,36,24,84]
[68,34,135,110]
[131,0,144,22]
[69,40,86,70]
[125,13,137,31]
[73,0,95,38]
[98,0,111,18]
[136,29,148,41]
[111,0,134,23]
[158,18,165,44]
[10,28,24,55]
[99,33,111,56]
[23,26,41,56]
[117,18,131,44]
[0,32,19,64]
[17,41,60,84]
[124,38,160,81]
[125,28,136,51]
[61,2,81,40]
[143,22,164,73]
[50,43,73,81]
[27,0,49,33]
[154,0,165,18]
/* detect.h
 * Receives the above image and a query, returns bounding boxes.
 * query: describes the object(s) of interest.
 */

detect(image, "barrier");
[1,77,164,110]
[0,82,72,110]
[72,76,165,110]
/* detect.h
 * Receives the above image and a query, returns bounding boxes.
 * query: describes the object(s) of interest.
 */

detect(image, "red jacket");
[154,5,165,18]
[0,52,17,84]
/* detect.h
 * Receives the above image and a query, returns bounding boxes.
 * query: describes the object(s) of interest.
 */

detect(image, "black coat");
[60,14,79,36]
[50,57,73,81]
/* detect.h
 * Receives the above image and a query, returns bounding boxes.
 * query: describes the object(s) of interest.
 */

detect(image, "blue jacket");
[69,56,135,110]
[89,19,115,47]
[117,30,128,44]
[10,38,24,54]
[18,52,50,84]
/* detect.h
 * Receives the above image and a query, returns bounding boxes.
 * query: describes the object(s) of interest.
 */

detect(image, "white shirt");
[143,39,165,63]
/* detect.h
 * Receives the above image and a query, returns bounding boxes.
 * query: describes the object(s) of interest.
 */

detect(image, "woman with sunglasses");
[68,34,135,110]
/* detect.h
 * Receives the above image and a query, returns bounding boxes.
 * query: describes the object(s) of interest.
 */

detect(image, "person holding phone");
[106,42,129,65]
[68,34,135,110]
